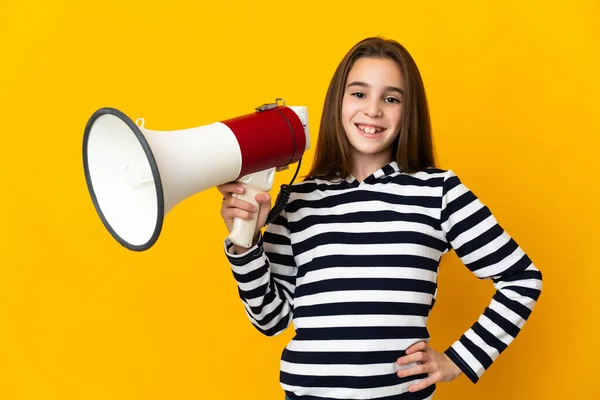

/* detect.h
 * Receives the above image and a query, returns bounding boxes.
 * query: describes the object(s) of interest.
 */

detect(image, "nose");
[363,98,382,118]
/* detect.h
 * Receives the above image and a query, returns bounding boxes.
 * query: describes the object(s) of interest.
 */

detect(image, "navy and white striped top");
[224,161,543,400]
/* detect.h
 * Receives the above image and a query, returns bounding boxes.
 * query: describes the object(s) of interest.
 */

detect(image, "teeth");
[358,125,383,134]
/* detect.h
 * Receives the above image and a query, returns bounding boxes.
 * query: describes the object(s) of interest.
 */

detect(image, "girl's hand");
[396,341,462,392]
[216,182,271,252]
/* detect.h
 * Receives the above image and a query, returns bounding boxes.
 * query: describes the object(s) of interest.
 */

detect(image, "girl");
[218,37,543,400]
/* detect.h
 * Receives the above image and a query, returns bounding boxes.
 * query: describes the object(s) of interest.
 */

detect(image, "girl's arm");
[440,170,543,383]
[224,211,298,337]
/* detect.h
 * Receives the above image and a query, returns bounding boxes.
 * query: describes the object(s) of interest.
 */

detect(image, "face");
[341,57,405,167]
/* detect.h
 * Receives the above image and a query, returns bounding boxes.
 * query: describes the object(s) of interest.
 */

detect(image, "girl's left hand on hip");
[396,341,463,392]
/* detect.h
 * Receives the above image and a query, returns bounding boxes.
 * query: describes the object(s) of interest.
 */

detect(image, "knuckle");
[232,209,242,219]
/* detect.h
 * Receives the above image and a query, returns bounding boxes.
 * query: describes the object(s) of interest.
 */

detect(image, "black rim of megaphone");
[82,107,164,252]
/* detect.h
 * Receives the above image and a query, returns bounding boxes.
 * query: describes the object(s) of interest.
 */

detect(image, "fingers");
[396,342,432,391]
[396,343,460,393]
[396,356,439,393]
[221,190,272,224]
[255,192,271,204]
[397,347,429,366]
[405,341,428,354]
[397,362,432,378]
[218,184,271,205]
[222,192,270,212]
[221,196,258,220]
[217,182,244,198]
[255,192,272,227]
[218,182,272,236]
[407,376,438,393]
[221,205,256,222]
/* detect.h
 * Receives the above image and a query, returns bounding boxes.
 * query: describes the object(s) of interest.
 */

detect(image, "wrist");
[232,244,247,255]
[231,232,260,254]
[446,356,463,380]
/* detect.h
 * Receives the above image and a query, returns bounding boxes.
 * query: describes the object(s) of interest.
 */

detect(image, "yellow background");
[1,0,598,399]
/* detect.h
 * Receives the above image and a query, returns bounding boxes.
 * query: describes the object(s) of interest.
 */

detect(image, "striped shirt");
[224,161,543,400]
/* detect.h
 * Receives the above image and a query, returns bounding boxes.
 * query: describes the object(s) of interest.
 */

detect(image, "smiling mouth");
[355,124,385,134]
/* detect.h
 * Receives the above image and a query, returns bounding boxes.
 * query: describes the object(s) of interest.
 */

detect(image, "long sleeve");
[440,170,543,383]
[224,211,298,337]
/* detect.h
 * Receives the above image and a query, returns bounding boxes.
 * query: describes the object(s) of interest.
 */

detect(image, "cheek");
[341,103,351,122]
[391,108,403,127]
[341,98,360,121]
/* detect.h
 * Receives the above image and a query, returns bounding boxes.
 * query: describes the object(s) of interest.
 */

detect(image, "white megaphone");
[82,98,310,251]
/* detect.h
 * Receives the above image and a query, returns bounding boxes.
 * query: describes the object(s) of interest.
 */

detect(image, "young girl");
[218,37,543,400]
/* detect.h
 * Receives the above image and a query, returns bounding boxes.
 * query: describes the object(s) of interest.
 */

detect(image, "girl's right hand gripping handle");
[228,168,276,248]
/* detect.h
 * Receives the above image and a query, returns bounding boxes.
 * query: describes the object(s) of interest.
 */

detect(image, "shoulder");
[384,168,469,199]
[389,167,455,187]
[276,176,346,214]
[412,168,472,198]
[290,175,348,194]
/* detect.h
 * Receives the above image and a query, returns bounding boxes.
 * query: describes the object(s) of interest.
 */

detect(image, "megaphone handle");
[228,168,276,248]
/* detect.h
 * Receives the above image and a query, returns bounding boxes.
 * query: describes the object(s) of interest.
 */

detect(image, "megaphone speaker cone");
[83,107,164,251]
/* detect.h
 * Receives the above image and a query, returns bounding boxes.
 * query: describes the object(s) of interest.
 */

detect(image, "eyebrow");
[346,80,404,95]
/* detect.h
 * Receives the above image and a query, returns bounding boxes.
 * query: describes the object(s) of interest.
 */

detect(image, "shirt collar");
[344,161,401,186]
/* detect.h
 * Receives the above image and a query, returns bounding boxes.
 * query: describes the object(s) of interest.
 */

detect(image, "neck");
[350,151,393,182]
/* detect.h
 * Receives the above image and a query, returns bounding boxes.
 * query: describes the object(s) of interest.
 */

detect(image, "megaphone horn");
[82,98,310,251]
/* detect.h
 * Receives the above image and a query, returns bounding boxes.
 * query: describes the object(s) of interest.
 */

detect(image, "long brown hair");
[305,37,436,180]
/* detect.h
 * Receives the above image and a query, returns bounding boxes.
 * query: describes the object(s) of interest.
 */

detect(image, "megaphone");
[82,98,310,252]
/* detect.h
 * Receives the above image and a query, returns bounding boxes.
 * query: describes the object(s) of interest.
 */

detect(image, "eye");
[385,97,401,104]
[351,92,366,99]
